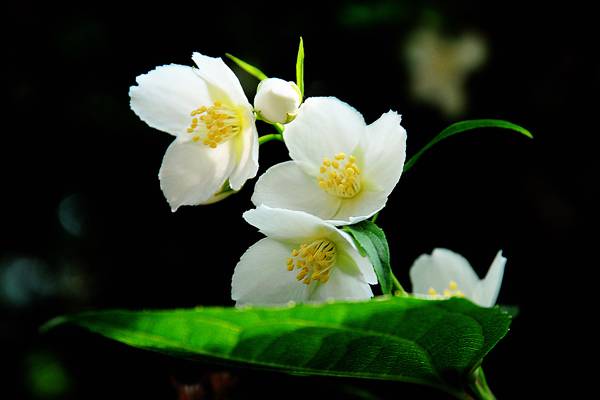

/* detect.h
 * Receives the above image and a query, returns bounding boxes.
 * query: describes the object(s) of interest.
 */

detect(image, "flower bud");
[253,78,302,124]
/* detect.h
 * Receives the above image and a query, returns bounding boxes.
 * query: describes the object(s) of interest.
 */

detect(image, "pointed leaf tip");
[225,53,268,81]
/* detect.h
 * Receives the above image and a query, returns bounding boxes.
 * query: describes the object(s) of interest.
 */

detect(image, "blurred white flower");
[129,53,259,211]
[254,78,301,124]
[232,206,377,305]
[252,97,407,225]
[409,248,506,307]
[405,28,487,117]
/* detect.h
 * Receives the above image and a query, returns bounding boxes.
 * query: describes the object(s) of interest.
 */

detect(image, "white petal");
[326,190,388,226]
[311,268,373,302]
[335,233,378,284]
[228,114,259,190]
[231,238,310,305]
[409,248,480,297]
[129,64,211,136]
[243,206,339,243]
[159,139,235,211]
[191,52,249,107]
[251,161,341,219]
[472,250,506,307]
[361,111,407,194]
[284,97,365,173]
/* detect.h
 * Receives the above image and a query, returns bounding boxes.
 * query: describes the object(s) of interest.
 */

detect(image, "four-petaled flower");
[409,248,506,307]
[231,206,377,305]
[130,52,259,211]
[251,97,407,225]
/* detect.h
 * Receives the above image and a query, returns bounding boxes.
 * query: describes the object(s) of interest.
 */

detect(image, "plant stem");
[466,367,495,400]
[371,212,379,223]
[273,123,285,134]
[391,272,407,296]
[258,133,284,145]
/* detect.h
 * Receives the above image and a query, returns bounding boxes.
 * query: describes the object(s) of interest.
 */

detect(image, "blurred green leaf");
[499,305,520,318]
[225,53,268,81]
[343,221,393,295]
[44,297,510,397]
[296,37,305,99]
[404,119,533,172]
[27,353,70,398]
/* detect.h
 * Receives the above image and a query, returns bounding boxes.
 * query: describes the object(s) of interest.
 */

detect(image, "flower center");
[187,101,242,148]
[428,280,465,298]
[287,239,337,285]
[317,153,361,198]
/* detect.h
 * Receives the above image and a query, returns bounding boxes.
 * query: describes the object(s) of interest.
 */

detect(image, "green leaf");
[498,305,520,318]
[44,297,510,397]
[296,37,304,99]
[342,221,395,295]
[225,53,268,81]
[404,119,533,172]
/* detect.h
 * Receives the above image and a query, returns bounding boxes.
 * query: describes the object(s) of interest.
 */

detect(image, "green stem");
[273,123,285,134]
[258,133,284,145]
[466,367,495,400]
[371,212,379,223]
[390,272,407,296]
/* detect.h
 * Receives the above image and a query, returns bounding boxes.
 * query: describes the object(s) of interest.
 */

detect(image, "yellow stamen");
[287,239,336,286]
[186,101,242,148]
[317,153,361,198]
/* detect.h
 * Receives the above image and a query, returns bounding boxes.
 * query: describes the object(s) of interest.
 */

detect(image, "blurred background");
[3,1,596,398]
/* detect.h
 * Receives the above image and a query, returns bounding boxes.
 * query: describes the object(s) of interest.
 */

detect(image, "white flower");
[404,27,487,117]
[409,248,506,307]
[232,205,377,306]
[253,78,302,124]
[251,97,407,225]
[129,53,259,211]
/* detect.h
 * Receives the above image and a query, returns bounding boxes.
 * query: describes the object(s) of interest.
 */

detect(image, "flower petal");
[251,161,341,220]
[129,64,211,136]
[284,97,365,173]
[361,111,407,194]
[243,205,339,243]
[326,190,388,225]
[409,248,480,297]
[231,238,310,305]
[191,52,249,107]
[228,114,259,191]
[472,250,506,307]
[311,268,373,302]
[159,139,235,211]
[335,235,378,284]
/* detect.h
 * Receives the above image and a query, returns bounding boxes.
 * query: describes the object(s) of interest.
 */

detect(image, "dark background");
[3,1,596,398]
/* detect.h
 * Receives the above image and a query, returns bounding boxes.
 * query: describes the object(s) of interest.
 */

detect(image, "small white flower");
[232,205,377,306]
[409,248,506,307]
[251,97,407,225]
[405,27,487,117]
[254,78,302,124]
[129,53,259,211]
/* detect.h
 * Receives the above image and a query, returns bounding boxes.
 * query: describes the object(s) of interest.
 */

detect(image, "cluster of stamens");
[317,153,361,198]
[187,101,241,148]
[428,280,465,298]
[287,239,337,285]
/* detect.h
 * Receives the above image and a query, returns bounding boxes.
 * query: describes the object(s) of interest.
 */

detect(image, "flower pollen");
[317,153,361,198]
[287,239,336,285]
[428,280,465,298]
[187,101,242,148]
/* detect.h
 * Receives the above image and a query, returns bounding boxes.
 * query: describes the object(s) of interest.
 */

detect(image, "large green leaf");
[404,119,533,172]
[225,53,268,81]
[342,221,395,295]
[44,297,510,397]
